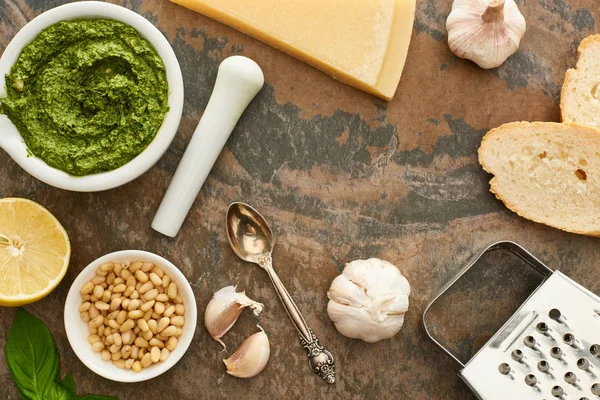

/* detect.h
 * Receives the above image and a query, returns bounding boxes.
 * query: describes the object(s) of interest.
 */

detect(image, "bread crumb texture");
[478,122,600,236]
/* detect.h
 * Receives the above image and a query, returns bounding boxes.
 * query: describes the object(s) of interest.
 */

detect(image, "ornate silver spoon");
[226,202,335,384]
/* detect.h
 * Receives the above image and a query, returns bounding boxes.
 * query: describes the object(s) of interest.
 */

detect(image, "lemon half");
[0,198,70,306]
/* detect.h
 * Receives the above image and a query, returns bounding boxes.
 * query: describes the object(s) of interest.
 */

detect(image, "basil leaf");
[60,374,76,396]
[6,308,60,400]
[42,382,73,400]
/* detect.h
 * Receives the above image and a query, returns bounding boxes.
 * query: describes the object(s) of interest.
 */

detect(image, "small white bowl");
[64,250,197,382]
[0,2,184,192]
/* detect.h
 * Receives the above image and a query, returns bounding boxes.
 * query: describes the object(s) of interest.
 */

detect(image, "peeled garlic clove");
[204,286,263,348]
[446,0,526,69]
[223,329,270,378]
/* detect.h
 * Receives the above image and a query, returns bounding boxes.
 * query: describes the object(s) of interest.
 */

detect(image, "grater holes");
[524,374,537,386]
[524,335,537,349]
[564,371,578,384]
[563,333,576,346]
[498,363,511,375]
[591,344,600,356]
[537,321,550,334]
[577,358,591,370]
[511,349,524,361]
[549,309,562,321]
[592,383,600,395]
[538,360,551,373]
[551,385,564,397]
[551,346,563,359]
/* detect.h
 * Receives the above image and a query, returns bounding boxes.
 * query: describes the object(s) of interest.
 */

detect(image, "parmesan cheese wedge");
[170,0,416,100]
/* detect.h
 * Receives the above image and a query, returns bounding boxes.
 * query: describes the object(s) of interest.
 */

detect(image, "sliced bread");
[478,121,600,236]
[561,34,600,128]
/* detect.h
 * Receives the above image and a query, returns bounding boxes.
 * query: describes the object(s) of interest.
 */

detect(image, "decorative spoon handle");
[258,254,335,384]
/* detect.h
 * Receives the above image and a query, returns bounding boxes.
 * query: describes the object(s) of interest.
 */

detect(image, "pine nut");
[120,269,131,280]
[160,348,170,362]
[120,319,135,333]
[151,312,162,320]
[156,317,169,333]
[161,326,177,337]
[162,275,171,288]
[101,290,111,303]
[164,306,175,318]
[90,294,99,303]
[81,312,91,322]
[135,337,149,348]
[108,320,120,330]
[174,295,184,305]
[129,261,142,272]
[167,283,178,299]
[125,275,135,286]
[105,326,112,336]
[122,330,132,345]
[128,299,141,311]
[112,333,122,346]
[101,350,111,361]
[88,334,101,344]
[144,289,159,301]
[141,352,152,368]
[124,358,134,370]
[116,310,127,324]
[123,286,134,297]
[156,334,168,341]
[131,345,139,360]
[79,302,91,313]
[97,325,105,337]
[114,277,124,286]
[149,273,162,286]
[90,315,104,328]
[143,330,153,341]
[148,319,158,334]
[175,328,183,337]
[135,270,149,283]
[166,337,177,351]
[81,294,91,301]
[106,335,114,344]
[111,352,121,361]
[100,262,115,272]
[113,284,126,293]
[175,304,185,316]
[96,268,108,277]
[81,281,94,295]
[88,325,98,334]
[156,293,169,302]
[112,359,125,369]
[171,316,185,327]
[152,266,164,278]
[110,298,122,311]
[95,301,109,311]
[92,341,105,352]
[141,300,155,312]
[109,343,121,354]
[143,310,153,321]
[150,338,165,348]
[121,345,132,359]
[142,262,154,272]
[128,310,144,319]
[132,360,142,372]
[138,319,149,332]
[151,346,161,363]
[91,275,106,285]
[154,302,165,314]
[130,290,140,300]
[93,285,104,299]
[106,272,116,285]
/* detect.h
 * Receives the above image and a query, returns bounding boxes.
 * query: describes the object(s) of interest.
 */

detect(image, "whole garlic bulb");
[447,0,526,69]
[327,258,410,343]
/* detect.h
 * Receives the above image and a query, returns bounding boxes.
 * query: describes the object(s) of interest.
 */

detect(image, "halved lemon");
[0,198,70,306]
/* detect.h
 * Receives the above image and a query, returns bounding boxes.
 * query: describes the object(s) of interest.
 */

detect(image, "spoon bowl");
[226,202,274,265]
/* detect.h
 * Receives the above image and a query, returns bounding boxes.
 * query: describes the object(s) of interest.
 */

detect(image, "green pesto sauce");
[0,19,169,176]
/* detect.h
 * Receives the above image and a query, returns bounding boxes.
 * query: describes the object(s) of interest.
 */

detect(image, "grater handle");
[422,240,554,367]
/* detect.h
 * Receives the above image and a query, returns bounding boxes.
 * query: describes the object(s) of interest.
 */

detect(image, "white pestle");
[152,56,264,237]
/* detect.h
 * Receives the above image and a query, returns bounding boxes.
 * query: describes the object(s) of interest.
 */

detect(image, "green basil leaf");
[5,308,61,400]
[42,382,73,400]
[79,396,119,400]
[60,374,76,396]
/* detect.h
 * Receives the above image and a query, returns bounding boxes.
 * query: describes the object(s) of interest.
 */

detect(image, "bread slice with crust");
[478,121,600,236]
[561,34,600,127]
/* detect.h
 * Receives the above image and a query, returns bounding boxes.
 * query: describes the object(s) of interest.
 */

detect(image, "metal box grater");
[423,241,600,399]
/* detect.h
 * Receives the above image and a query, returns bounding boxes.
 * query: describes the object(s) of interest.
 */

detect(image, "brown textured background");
[1,0,600,399]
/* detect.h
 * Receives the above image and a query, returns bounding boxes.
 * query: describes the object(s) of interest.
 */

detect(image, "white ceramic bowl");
[0,2,184,192]
[64,250,197,382]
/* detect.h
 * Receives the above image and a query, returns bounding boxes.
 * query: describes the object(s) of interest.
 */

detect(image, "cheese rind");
[170,0,416,100]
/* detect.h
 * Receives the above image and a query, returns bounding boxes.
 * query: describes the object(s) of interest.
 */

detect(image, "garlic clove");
[446,0,526,69]
[204,286,263,348]
[223,329,270,378]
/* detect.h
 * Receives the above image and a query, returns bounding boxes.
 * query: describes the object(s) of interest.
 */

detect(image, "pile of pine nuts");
[79,261,185,372]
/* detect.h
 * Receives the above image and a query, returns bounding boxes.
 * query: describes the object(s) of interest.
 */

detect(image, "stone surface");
[1,0,600,399]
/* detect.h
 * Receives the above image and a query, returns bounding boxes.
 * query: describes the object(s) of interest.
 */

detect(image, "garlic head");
[447,0,526,69]
[223,329,270,378]
[327,258,410,343]
[204,286,263,348]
